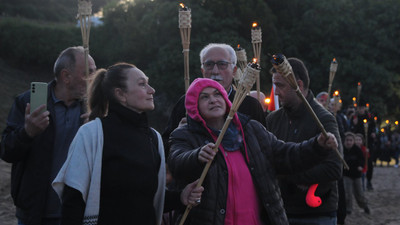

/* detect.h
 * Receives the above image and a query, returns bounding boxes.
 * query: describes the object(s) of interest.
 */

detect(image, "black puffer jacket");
[0,81,85,225]
[266,90,343,216]
[168,115,328,225]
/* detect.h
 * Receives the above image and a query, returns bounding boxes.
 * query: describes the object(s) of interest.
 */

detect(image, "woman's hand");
[198,143,216,163]
[317,132,338,150]
[180,179,204,206]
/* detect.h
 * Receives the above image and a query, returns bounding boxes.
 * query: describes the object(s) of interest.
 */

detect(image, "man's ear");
[60,69,70,84]
[114,88,126,104]
[232,65,238,75]
[297,79,304,91]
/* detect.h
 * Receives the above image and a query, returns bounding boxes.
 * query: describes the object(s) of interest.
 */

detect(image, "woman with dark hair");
[168,78,338,225]
[52,63,203,225]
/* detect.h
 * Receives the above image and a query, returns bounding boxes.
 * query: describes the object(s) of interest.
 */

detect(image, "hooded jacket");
[168,78,329,225]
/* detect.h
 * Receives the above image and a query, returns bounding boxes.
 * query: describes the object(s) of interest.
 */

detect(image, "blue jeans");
[288,216,337,225]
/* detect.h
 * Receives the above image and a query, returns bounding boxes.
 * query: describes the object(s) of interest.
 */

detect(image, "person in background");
[249,90,267,112]
[342,132,370,215]
[168,78,338,225]
[354,133,369,191]
[316,91,329,108]
[52,63,203,225]
[1,46,96,225]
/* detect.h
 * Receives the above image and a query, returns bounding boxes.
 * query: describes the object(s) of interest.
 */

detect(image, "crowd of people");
[0,43,398,225]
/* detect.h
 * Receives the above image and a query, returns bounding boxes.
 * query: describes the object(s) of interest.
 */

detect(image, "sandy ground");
[0,159,399,225]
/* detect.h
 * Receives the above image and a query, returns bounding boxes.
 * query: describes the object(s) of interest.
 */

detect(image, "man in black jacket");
[0,46,96,225]
[162,43,265,155]
[266,57,343,225]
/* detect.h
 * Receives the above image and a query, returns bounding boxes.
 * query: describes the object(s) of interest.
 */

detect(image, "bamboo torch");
[363,119,369,148]
[178,59,260,225]
[352,97,357,108]
[77,0,92,80]
[363,119,369,171]
[251,22,262,100]
[357,82,362,105]
[234,44,248,87]
[270,53,349,170]
[327,58,338,107]
[178,3,192,92]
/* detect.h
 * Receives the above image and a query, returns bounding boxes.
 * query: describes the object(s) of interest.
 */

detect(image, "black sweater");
[61,102,181,225]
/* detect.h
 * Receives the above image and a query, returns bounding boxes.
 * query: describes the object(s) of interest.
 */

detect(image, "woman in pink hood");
[167,78,338,225]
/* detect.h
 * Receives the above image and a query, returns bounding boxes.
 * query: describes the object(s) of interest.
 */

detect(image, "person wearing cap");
[266,58,343,225]
[349,99,376,191]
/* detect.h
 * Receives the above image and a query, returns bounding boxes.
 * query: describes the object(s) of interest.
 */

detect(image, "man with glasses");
[162,43,265,156]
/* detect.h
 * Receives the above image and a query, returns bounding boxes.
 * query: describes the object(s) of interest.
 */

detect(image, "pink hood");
[185,78,240,127]
[185,78,248,160]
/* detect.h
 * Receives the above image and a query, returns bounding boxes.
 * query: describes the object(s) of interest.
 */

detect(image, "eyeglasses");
[202,61,233,71]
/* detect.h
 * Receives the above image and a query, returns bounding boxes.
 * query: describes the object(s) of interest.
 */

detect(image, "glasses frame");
[202,60,233,71]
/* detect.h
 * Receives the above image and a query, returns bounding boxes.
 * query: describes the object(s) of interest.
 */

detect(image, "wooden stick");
[327,58,337,109]
[178,64,259,225]
[271,54,349,170]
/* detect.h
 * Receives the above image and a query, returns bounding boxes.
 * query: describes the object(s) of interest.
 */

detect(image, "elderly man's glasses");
[202,61,232,71]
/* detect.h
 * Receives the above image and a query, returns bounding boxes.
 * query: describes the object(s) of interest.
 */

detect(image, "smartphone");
[30,82,48,114]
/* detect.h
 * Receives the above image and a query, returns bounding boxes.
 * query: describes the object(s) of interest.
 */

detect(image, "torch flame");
[334,90,339,96]
[363,119,367,124]
[237,44,240,48]
[358,82,361,86]
[386,120,389,124]
[396,121,399,125]
[381,128,385,133]
[179,3,185,8]
[252,58,257,64]
[265,98,271,104]
[252,22,258,28]
[332,58,337,63]
[366,103,370,108]
[352,97,356,101]
[374,116,377,121]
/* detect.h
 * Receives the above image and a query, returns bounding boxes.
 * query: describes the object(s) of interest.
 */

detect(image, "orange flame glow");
[265,98,271,104]
[237,44,240,48]
[366,103,370,108]
[381,128,385,133]
[395,121,399,125]
[386,120,389,124]
[358,82,361,86]
[332,58,336,63]
[252,58,257,64]
[252,22,258,28]
[179,3,185,8]
[374,116,377,121]
[363,119,367,124]
[352,97,356,101]
[334,90,339,96]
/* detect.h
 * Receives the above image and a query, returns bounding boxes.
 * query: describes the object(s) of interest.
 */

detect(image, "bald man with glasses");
[162,43,266,156]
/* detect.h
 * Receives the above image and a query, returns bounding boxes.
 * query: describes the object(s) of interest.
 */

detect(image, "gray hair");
[53,46,85,77]
[199,43,237,69]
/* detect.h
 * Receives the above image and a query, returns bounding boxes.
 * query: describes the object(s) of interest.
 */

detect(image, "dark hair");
[270,57,310,90]
[344,132,355,139]
[88,62,136,120]
[53,46,85,77]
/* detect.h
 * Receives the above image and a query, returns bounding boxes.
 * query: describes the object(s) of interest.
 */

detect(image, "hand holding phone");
[30,82,48,114]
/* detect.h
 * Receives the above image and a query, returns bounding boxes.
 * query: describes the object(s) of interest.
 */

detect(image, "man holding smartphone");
[0,46,96,225]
